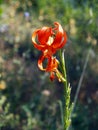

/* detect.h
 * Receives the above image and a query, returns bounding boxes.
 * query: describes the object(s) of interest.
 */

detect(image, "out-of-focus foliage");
[0,0,98,130]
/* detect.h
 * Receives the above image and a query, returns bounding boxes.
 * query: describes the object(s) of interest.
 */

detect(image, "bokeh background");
[0,0,98,130]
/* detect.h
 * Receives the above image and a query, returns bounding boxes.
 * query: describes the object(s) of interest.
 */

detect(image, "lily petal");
[38,54,46,71]
[32,29,46,51]
[52,22,67,49]
[37,27,52,45]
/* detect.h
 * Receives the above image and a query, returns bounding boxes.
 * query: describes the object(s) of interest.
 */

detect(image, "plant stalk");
[59,50,71,130]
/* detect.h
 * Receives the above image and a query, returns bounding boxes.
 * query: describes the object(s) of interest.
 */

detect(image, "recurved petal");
[38,54,46,71]
[52,22,67,49]
[37,27,53,45]
[32,29,46,51]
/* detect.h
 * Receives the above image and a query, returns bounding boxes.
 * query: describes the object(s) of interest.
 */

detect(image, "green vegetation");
[0,0,98,130]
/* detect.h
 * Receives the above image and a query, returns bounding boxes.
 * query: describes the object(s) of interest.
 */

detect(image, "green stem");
[59,48,92,130]
[59,50,71,130]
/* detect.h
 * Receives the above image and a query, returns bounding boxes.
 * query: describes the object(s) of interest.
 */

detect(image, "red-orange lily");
[32,22,67,81]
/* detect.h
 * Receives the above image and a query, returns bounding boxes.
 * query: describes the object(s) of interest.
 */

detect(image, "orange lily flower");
[32,22,67,81]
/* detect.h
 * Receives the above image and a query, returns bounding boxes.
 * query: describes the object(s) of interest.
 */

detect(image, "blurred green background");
[0,0,98,130]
